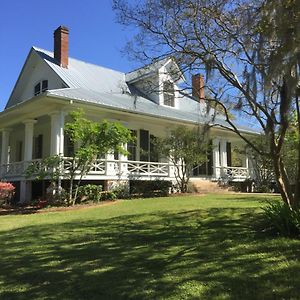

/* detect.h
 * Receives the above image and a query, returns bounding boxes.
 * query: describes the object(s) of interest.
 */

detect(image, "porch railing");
[0,158,253,182]
[0,158,173,179]
[218,166,251,181]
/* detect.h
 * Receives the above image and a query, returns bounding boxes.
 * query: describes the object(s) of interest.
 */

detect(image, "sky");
[0,0,137,111]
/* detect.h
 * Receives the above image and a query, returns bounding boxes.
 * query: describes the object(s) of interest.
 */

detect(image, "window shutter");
[140,129,149,161]
[226,142,232,167]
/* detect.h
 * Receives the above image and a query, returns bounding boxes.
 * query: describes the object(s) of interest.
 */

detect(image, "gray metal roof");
[34,47,127,93]
[34,47,259,135]
[46,88,258,134]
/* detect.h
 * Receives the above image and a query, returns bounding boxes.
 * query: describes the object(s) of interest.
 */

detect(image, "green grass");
[1,194,300,299]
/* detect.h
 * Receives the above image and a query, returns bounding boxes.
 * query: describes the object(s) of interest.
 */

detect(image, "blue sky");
[0,0,137,110]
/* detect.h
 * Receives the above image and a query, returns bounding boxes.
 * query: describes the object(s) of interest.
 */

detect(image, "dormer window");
[34,80,48,96]
[163,81,175,107]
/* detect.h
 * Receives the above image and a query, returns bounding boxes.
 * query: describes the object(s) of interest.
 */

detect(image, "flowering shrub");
[35,199,48,209]
[0,182,15,204]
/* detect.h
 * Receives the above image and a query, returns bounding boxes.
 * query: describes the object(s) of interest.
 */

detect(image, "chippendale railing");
[0,158,173,179]
[0,159,252,182]
[219,166,250,181]
[127,161,169,176]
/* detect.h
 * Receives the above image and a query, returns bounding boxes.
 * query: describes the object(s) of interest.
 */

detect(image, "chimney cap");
[54,25,69,33]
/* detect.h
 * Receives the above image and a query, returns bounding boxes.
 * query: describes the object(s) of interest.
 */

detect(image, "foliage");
[77,184,103,203]
[111,183,130,199]
[155,126,209,193]
[25,156,64,203]
[262,200,300,237]
[0,182,15,205]
[25,155,63,182]
[64,109,132,205]
[247,137,275,192]
[113,0,300,209]
[100,191,117,201]
[282,114,299,184]
[130,180,172,197]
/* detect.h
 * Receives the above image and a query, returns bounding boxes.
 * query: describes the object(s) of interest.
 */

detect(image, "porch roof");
[46,87,260,135]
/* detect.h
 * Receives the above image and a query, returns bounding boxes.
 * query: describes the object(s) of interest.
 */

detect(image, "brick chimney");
[192,74,205,102]
[54,25,69,68]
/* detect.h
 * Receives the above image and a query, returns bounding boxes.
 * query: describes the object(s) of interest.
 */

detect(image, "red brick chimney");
[192,74,205,102]
[54,25,69,68]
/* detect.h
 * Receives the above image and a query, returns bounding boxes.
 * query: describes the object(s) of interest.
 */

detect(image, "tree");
[64,110,132,205]
[155,126,209,193]
[113,0,300,209]
[26,111,132,205]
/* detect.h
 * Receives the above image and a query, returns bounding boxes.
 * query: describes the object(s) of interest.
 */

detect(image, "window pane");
[163,81,175,107]
[34,83,41,96]
[42,80,48,92]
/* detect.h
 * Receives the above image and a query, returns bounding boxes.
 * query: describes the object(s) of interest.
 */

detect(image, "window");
[34,135,43,159]
[163,81,175,107]
[128,130,137,161]
[16,141,23,162]
[139,130,159,162]
[64,134,74,157]
[140,129,149,161]
[34,80,48,96]
[193,141,213,176]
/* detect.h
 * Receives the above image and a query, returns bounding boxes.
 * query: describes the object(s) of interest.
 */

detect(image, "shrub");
[35,199,49,209]
[0,182,15,205]
[101,191,117,201]
[262,201,300,237]
[112,184,130,199]
[130,180,172,197]
[77,184,102,203]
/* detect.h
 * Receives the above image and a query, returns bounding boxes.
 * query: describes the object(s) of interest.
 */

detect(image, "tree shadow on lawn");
[0,208,300,300]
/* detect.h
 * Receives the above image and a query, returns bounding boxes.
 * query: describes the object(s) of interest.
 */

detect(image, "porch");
[0,157,251,182]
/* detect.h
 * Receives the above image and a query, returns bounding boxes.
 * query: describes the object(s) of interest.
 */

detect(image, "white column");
[220,139,228,167]
[1,129,11,164]
[23,119,37,161]
[212,138,220,179]
[119,144,128,177]
[106,153,116,176]
[50,111,65,156]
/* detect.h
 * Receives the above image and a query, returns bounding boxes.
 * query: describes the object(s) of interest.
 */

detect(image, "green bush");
[112,184,130,199]
[101,191,117,201]
[262,201,300,237]
[130,180,172,197]
[77,184,102,203]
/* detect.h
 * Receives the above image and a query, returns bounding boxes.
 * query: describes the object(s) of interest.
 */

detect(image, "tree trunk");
[294,92,300,207]
[272,155,295,209]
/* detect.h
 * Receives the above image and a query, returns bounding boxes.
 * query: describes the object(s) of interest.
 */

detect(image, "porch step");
[189,179,230,194]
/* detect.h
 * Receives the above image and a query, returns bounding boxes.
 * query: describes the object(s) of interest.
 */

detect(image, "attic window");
[163,81,175,107]
[34,80,48,96]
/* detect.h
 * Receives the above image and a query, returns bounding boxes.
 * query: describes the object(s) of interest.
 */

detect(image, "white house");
[0,26,257,202]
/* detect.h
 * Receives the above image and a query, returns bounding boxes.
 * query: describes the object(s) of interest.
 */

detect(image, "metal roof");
[34,47,259,135]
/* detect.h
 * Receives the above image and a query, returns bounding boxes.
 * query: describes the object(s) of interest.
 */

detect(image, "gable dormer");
[125,57,184,108]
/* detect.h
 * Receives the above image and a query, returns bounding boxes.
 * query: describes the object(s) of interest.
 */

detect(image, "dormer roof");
[125,56,185,84]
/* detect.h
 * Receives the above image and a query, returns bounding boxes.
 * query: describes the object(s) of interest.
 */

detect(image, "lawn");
[1,194,300,300]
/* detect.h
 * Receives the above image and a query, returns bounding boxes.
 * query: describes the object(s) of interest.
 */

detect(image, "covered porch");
[0,100,253,202]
